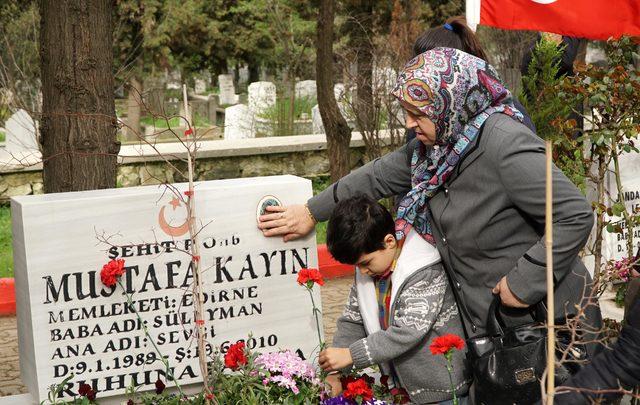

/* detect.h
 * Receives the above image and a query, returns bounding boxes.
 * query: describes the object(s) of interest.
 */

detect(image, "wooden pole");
[183,85,212,402]
[545,139,555,404]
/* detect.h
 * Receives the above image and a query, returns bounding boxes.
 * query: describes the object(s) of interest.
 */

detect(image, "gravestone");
[238,66,250,87]
[166,70,181,90]
[194,78,207,94]
[4,109,38,155]
[311,84,354,134]
[334,83,346,103]
[218,74,237,106]
[602,153,640,262]
[248,81,276,117]
[373,67,397,93]
[11,176,321,404]
[311,105,323,134]
[224,104,255,140]
[295,80,317,100]
[586,43,607,66]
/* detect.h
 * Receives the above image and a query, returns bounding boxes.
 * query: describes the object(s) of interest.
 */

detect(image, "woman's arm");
[258,141,415,241]
[308,141,415,221]
[490,121,594,305]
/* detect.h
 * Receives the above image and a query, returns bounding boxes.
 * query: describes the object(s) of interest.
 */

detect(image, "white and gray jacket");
[332,232,470,404]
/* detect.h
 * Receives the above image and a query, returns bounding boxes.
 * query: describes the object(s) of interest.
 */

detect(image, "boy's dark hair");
[326,194,395,265]
[413,15,489,62]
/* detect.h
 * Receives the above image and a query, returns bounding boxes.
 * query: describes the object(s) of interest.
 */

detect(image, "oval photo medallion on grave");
[257,195,283,221]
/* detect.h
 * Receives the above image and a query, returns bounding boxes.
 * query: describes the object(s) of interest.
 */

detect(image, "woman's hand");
[493,276,529,308]
[319,348,353,372]
[257,204,316,242]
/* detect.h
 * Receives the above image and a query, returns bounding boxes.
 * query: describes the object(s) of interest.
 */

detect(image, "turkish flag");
[467,0,640,40]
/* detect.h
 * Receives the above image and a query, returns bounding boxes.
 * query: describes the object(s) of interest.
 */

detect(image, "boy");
[319,195,469,404]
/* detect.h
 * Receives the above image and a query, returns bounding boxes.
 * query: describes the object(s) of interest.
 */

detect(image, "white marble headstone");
[12,176,321,403]
[248,81,276,117]
[602,152,640,262]
[224,104,255,140]
[166,70,182,90]
[295,80,317,100]
[218,74,237,106]
[4,109,38,154]
[238,66,249,86]
[194,78,207,94]
[311,105,324,135]
[334,83,346,103]
[373,66,397,93]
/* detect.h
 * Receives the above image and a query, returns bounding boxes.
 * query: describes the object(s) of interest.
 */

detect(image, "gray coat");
[309,114,602,347]
[333,263,470,404]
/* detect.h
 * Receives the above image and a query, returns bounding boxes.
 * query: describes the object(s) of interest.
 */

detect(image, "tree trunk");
[356,35,374,134]
[40,0,118,193]
[317,0,352,182]
[352,4,375,134]
[124,75,142,142]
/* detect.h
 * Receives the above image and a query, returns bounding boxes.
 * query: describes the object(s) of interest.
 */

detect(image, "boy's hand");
[325,373,343,397]
[319,348,353,372]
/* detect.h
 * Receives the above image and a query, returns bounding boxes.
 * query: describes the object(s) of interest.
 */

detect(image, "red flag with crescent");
[466,0,640,40]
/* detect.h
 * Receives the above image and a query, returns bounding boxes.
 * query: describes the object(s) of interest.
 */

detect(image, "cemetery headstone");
[602,153,640,262]
[11,176,320,404]
[238,66,250,87]
[310,84,355,134]
[166,71,181,90]
[4,109,38,155]
[586,44,607,66]
[295,80,317,100]
[334,83,346,103]
[224,104,255,140]
[218,74,237,106]
[373,67,397,93]
[194,78,207,94]
[248,82,276,117]
[311,105,323,135]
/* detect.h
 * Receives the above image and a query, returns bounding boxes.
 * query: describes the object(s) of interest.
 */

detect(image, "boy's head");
[327,195,398,276]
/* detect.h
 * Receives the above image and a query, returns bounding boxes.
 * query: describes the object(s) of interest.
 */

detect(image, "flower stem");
[306,286,324,351]
[446,351,457,405]
[119,280,184,397]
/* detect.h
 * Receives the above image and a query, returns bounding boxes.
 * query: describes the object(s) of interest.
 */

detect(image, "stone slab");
[11,175,320,403]
[602,152,640,261]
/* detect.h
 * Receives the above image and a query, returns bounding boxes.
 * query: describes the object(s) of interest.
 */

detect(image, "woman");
[411,15,536,134]
[258,48,601,350]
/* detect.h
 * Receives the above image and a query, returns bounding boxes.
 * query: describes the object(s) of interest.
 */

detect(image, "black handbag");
[466,296,586,405]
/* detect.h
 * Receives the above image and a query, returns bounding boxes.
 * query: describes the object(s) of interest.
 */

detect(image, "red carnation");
[390,387,411,404]
[380,374,390,389]
[296,268,325,287]
[343,378,373,402]
[78,382,96,401]
[100,259,126,287]
[224,341,248,370]
[429,334,465,356]
[155,378,166,394]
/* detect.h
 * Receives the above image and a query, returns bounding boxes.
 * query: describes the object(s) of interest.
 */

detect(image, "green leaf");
[612,202,626,216]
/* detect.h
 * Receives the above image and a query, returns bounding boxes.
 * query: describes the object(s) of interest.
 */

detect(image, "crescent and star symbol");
[531,0,558,4]
[158,197,192,237]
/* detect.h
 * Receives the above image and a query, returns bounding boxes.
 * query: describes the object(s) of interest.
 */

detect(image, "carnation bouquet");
[208,342,324,404]
[321,373,410,405]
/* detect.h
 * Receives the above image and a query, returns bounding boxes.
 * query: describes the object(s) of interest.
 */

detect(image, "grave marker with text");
[12,176,321,403]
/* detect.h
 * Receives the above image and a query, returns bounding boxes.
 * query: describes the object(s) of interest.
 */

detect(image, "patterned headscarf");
[392,47,523,244]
